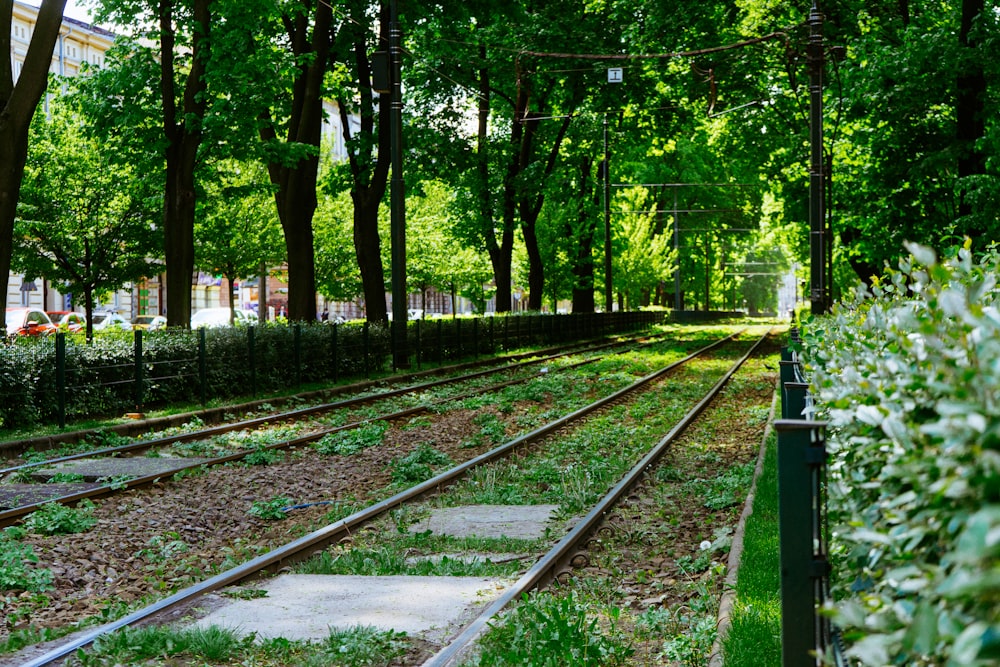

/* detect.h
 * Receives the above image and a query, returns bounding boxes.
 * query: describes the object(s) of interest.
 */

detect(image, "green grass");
[71,623,410,666]
[721,431,781,667]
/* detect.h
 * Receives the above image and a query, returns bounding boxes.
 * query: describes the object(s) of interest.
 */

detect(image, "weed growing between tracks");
[465,341,779,666]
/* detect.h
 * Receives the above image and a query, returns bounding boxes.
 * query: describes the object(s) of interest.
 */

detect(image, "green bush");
[802,242,1000,666]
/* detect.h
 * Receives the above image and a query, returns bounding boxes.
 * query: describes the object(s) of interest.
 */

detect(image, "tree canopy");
[5,0,998,321]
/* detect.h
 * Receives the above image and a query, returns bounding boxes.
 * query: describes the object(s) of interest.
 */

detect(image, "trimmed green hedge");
[0,311,664,431]
[802,243,1000,666]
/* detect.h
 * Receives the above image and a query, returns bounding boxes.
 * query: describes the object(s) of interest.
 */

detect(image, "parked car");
[191,307,256,328]
[133,314,167,331]
[5,308,56,337]
[46,311,86,333]
[91,312,132,332]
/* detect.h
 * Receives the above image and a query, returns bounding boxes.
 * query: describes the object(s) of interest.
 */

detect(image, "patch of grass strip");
[721,430,781,667]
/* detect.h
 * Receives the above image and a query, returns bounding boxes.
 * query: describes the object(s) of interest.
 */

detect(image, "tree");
[327,0,391,324]
[313,189,364,306]
[611,187,676,311]
[194,160,285,324]
[0,0,67,311]
[88,0,214,328]
[15,85,160,339]
[253,0,335,323]
[406,181,493,315]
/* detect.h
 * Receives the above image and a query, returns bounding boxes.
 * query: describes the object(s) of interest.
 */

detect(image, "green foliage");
[473,591,634,666]
[802,242,1000,665]
[0,529,53,592]
[313,421,389,456]
[320,626,409,666]
[388,444,453,486]
[242,446,283,466]
[22,499,98,535]
[248,496,292,521]
[135,533,189,564]
[46,472,86,484]
[682,460,755,510]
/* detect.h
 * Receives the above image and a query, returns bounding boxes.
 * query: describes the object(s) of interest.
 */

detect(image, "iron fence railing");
[776,328,848,667]
[0,311,664,432]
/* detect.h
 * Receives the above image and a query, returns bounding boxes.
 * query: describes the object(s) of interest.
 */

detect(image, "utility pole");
[603,114,612,312]
[807,1,828,315]
[389,0,408,367]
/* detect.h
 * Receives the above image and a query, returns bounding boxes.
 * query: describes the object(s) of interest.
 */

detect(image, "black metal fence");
[776,329,847,667]
[0,311,663,431]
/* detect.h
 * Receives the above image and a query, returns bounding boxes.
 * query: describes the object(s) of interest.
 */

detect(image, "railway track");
[0,330,712,525]
[4,327,777,666]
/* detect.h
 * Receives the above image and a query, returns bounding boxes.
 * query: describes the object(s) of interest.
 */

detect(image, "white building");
[7,2,123,315]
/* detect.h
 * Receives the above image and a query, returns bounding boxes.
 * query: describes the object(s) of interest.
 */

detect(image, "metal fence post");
[294,324,302,386]
[198,328,207,406]
[775,419,830,667]
[783,381,810,420]
[332,322,339,383]
[248,326,257,396]
[134,329,144,408]
[56,332,66,429]
[437,319,443,366]
[363,322,370,378]
[415,318,422,370]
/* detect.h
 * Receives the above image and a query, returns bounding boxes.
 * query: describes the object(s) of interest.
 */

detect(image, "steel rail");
[423,329,772,667]
[18,331,742,667]
[0,356,601,527]
[0,331,665,476]
[0,333,681,522]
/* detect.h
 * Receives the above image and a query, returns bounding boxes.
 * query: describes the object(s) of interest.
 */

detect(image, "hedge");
[801,242,1000,666]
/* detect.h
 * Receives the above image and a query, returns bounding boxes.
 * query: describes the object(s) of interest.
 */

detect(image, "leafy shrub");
[248,496,292,520]
[22,499,98,535]
[313,421,389,456]
[0,528,53,592]
[802,242,1000,666]
[474,591,634,666]
[389,444,452,485]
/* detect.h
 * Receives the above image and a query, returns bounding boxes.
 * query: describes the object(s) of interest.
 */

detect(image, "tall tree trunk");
[352,187,387,322]
[160,0,209,328]
[0,0,67,311]
[475,45,513,313]
[263,1,331,323]
[339,2,389,324]
[957,0,986,239]
[518,103,574,312]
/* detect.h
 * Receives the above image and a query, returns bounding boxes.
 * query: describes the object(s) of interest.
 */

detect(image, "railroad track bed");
[0,327,778,666]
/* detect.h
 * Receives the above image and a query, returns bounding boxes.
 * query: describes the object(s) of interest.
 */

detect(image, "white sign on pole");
[608,68,623,83]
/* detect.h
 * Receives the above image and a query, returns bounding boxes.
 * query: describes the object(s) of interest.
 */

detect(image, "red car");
[5,308,56,337]
[47,311,86,333]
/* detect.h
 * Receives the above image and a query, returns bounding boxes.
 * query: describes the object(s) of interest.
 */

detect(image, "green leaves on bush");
[0,529,53,592]
[22,499,98,535]
[313,421,389,456]
[475,591,634,666]
[248,496,292,520]
[803,242,1000,666]
[389,444,452,485]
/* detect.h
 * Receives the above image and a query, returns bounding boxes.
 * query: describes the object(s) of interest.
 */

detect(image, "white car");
[191,307,256,328]
[91,312,132,331]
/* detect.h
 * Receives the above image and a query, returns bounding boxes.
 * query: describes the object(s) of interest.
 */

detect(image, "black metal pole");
[808,1,827,315]
[603,114,613,312]
[389,0,409,366]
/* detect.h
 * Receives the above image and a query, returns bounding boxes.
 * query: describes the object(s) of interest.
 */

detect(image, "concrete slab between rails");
[189,574,511,643]
[28,456,212,483]
[0,482,105,509]
[408,504,561,540]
